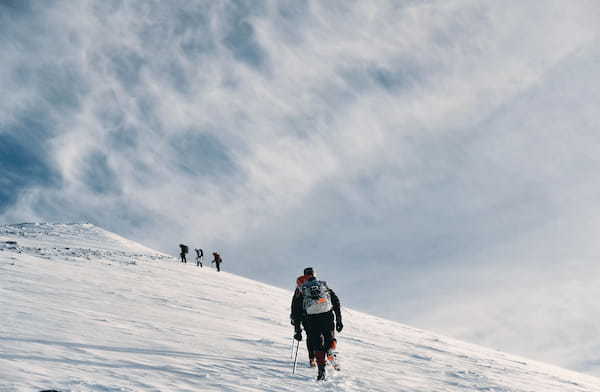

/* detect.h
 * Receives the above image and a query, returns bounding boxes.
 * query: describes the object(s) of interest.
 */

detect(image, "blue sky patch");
[0,132,59,212]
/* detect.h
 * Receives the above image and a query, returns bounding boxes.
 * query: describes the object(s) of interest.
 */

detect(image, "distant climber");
[179,244,189,263]
[211,252,222,272]
[291,267,343,381]
[194,248,204,267]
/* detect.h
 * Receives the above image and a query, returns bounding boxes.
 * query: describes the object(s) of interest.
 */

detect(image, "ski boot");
[317,364,326,381]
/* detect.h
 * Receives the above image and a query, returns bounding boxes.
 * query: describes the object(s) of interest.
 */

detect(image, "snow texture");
[1,223,599,391]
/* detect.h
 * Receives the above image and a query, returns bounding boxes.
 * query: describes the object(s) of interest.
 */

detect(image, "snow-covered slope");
[1,223,599,392]
[0,223,162,255]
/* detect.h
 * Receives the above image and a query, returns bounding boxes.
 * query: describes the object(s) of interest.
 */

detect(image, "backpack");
[180,244,188,254]
[301,279,332,315]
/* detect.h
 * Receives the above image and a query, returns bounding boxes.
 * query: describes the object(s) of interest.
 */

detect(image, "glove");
[294,324,303,341]
[336,320,344,333]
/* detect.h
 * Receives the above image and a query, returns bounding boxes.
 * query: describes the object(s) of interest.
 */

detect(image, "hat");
[303,267,314,276]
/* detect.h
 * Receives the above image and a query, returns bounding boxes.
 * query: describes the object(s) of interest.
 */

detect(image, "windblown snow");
[1,223,599,391]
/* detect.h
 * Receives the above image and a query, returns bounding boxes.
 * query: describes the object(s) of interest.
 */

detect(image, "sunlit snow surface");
[1,223,599,391]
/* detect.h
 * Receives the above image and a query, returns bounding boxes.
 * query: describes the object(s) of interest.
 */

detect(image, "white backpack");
[302,280,333,315]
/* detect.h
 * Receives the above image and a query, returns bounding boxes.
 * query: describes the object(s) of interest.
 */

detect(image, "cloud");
[2,0,600,375]
[0,130,60,209]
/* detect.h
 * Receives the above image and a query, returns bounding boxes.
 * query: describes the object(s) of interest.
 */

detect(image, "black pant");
[215,262,221,272]
[301,320,315,360]
[304,311,335,364]
[180,253,187,263]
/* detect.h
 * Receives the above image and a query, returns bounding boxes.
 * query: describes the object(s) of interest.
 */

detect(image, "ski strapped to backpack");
[301,280,333,315]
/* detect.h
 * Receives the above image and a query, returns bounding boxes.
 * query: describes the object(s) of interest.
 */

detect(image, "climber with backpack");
[290,270,316,367]
[179,244,189,263]
[291,267,343,381]
[194,248,204,267]
[211,252,223,272]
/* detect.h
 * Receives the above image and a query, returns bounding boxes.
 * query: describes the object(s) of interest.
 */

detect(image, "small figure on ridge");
[194,248,204,267]
[179,244,188,263]
[211,252,223,272]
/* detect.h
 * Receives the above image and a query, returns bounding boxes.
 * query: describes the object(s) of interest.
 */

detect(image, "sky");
[2,0,600,375]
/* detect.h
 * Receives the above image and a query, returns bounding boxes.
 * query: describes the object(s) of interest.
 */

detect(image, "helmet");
[303,267,314,276]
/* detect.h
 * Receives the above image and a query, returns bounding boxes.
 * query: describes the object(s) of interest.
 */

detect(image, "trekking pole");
[292,339,300,375]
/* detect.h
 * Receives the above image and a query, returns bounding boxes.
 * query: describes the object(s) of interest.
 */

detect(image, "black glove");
[336,320,344,333]
[294,324,303,341]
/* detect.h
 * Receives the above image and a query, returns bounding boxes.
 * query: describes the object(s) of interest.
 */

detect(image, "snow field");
[1,223,600,391]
